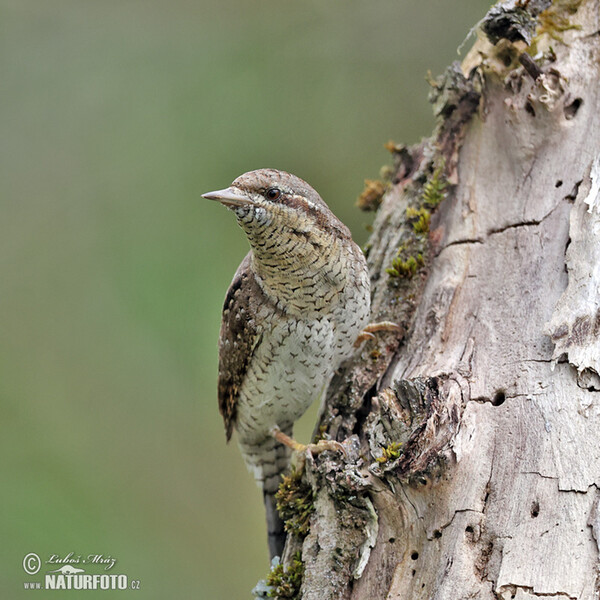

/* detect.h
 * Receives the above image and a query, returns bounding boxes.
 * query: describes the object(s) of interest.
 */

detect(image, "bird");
[203,169,372,559]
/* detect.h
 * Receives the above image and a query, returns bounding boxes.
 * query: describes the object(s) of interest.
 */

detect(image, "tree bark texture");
[272,2,600,599]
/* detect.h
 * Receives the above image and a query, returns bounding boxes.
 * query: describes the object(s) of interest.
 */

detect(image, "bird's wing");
[217,252,274,441]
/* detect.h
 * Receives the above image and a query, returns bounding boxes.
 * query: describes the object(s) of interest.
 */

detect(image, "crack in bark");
[521,472,599,495]
[483,449,495,515]
[520,470,559,481]
[489,198,565,236]
[488,219,545,235]
[557,481,599,495]
[440,198,565,255]
[514,358,554,364]
[437,236,485,256]
[469,391,539,404]
[470,396,495,404]
[497,584,577,600]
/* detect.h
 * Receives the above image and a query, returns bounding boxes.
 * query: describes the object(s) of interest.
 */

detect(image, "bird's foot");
[354,320,401,347]
[271,427,346,457]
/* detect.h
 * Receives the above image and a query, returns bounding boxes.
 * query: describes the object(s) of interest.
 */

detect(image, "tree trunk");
[265,2,600,599]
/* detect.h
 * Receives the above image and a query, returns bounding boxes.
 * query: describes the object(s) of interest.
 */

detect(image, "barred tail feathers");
[264,490,286,559]
[239,434,292,559]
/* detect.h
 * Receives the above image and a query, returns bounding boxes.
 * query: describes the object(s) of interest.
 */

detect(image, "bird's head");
[202,169,351,243]
[204,168,366,309]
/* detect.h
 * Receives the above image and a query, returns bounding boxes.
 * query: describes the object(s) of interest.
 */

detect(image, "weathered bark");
[266,2,600,599]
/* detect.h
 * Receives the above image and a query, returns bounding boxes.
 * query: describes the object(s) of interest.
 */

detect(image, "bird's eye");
[265,187,281,201]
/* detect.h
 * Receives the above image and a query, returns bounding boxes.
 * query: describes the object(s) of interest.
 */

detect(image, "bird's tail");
[239,434,292,559]
[264,488,286,559]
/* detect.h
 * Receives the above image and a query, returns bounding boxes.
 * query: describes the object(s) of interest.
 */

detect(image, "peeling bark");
[546,155,600,381]
[268,1,600,599]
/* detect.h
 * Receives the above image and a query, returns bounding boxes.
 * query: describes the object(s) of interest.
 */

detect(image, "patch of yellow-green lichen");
[275,469,315,537]
[531,0,582,50]
[266,552,304,599]
[376,442,403,464]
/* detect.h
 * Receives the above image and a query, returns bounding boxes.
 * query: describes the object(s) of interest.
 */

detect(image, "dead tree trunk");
[263,2,600,599]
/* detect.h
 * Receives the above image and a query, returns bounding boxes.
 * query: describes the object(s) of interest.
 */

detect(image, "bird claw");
[270,428,347,459]
[354,331,377,346]
[305,439,347,458]
[354,320,401,347]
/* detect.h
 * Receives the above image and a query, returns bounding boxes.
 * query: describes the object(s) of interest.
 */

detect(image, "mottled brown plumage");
[203,169,371,559]
[218,253,281,440]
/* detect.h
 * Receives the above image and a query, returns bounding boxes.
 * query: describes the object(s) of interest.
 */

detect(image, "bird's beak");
[202,186,254,208]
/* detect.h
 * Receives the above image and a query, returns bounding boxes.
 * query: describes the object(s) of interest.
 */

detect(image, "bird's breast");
[251,237,369,319]
[234,316,336,441]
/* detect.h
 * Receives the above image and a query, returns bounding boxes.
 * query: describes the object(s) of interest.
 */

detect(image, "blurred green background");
[1,0,489,597]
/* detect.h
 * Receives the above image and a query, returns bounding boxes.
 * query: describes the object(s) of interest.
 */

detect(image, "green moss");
[386,248,424,279]
[376,442,403,464]
[266,552,304,599]
[275,469,315,537]
[312,423,327,443]
[385,158,448,282]
[406,206,431,235]
[421,164,447,209]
